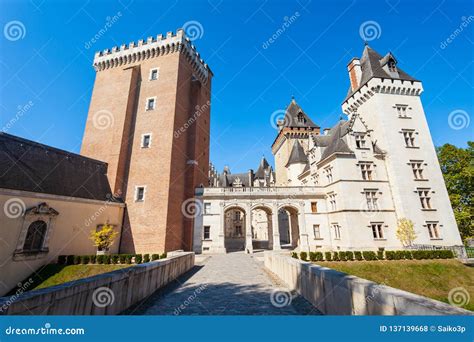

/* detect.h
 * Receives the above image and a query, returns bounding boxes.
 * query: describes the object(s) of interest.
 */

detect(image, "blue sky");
[1,0,473,173]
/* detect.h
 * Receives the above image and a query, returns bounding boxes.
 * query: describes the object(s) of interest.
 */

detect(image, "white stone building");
[193,45,463,254]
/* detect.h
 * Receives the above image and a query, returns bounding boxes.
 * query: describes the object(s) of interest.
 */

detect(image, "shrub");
[345,251,354,261]
[291,252,298,259]
[103,255,111,264]
[338,251,347,261]
[332,252,340,261]
[160,252,167,259]
[73,255,81,265]
[362,251,378,261]
[441,250,454,259]
[151,254,160,261]
[403,250,413,259]
[354,251,363,261]
[324,252,332,261]
[300,252,308,261]
[81,255,90,264]
[135,254,143,264]
[385,251,395,260]
[314,252,324,261]
[111,255,119,264]
[412,250,425,260]
[90,255,97,264]
[57,255,67,265]
[97,255,105,264]
[119,254,126,264]
[309,252,316,262]
[143,254,150,263]
[66,255,75,265]
[125,254,132,264]
[377,248,385,260]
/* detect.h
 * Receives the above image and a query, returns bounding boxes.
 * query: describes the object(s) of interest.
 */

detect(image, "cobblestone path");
[127,252,320,315]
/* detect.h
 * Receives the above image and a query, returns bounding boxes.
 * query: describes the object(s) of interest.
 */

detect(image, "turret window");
[149,68,159,80]
[364,190,378,211]
[402,130,416,147]
[325,166,333,183]
[328,193,337,211]
[354,133,367,148]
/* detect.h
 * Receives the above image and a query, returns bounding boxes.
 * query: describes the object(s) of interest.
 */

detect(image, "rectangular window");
[204,203,211,214]
[410,161,424,180]
[332,223,341,240]
[149,68,159,80]
[402,130,416,147]
[235,225,242,236]
[328,193,337,211]
[395,104,409,118]
[325,166,333,183]
[355,133,367,148]
[146,97,156,111]
[234,211,241,221]
[364,190,378,211]
[135,186,145,202]
[313,224,321,239]
[360,162,373,180]
[203,226,210,240]
[371,223,384,239]
[427,222,440,239]
[417,188,432,209]
[141,134,151,148]
[311,202,318,213]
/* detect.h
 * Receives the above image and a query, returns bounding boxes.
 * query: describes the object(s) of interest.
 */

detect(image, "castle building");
[193,45,463,254]
[81,29,212,253]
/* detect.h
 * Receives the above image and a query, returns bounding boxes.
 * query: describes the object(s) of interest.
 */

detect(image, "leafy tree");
[436,142,473,242]
[90,224,118,252]
[396,218,417,247]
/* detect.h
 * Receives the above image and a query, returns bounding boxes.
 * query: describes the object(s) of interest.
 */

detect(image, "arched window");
[23,220,47,251]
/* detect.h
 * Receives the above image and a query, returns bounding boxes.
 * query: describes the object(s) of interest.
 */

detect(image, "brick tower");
[81,29,212,253]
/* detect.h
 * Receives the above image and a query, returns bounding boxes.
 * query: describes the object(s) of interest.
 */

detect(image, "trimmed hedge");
[57,252,168,265]
[299,252,308,261]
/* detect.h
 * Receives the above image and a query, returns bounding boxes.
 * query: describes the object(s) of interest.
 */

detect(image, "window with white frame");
[426,222,440,239]
[203,226,210,240]
[141,134,152,148]
[313,224,321,239]
[23,220,48,252]
[146,97,156,111]
[360,162,373,180]
[364,190,378,211]
[354,133,367,149]
[388,60,397,72]
[325,166,333,183]
[204,203,211,214]
[149,68,159,80]
[410,161,424,180]
[328,193,337,211]
[417,188,432,209]
[402,130,416,147]
[332,223,341,239]
[395,104,409,118]
[370,222,384,239]
[135,186,146,202]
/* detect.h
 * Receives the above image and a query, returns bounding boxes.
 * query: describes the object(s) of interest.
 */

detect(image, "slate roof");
[255,157,270,179]
[0,132,119,202]
[286,140,308,167]
[344,45,419,102]
[281,99,319,129]
[218,172,250,187]
[312,120,354,162]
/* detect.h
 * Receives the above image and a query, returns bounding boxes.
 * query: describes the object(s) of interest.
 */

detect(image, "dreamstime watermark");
[84,12,122,49]
[359,20,382,42]
[440,16,474,49]
[0,278,34,313]
[2,100,34,132]
[262,11,300,49]
[448,109,470,130]
[92,287,115,308]
[181,198,202,219]
[269,109,291,129]
[84,190,122,227]
[182,20,204,41]
[174,101,211,139]
[4,198,26,219]
[92,109,114,130]
[3,20,26,41]
[365,283,386,304]
[270,288,295,308]
[448,287,470,308]
[173,283,207,315]
[5,323,85,336]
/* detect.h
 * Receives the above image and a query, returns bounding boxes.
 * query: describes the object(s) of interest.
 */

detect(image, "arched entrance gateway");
[224,206,246,252]
[278,205,300,249]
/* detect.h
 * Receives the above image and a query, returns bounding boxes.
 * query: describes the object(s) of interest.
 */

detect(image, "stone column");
[272,202,281,251]
[245,203,253,254]
[298,201,310,253]
[214,202,226,253]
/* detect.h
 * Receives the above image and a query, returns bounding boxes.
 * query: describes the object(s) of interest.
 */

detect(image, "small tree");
[90,224,118,252]
[396,218,417,247]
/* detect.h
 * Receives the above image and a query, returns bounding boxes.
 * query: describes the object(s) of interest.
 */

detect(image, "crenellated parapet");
[93,29,212,84]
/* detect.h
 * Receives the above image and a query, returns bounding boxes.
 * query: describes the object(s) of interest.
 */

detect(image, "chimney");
[347,58,362,91]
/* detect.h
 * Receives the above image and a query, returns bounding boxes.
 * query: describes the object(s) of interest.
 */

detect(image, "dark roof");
[218,172,250,187]
[0,132,119,202]
[286,140,308,167]
[255,157,270,179]
[313,120,354,161]
[281,99,319,129]
[344,45,419,102]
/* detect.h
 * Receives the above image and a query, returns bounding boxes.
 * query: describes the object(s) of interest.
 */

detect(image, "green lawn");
[316,259,474,311]
[21,264,132,292]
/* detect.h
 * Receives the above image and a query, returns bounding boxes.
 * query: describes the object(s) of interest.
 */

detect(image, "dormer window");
[297,113,305,124]
[388,60,397,73]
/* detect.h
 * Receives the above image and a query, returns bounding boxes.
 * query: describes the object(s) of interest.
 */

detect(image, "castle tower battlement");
[93,29,212,84]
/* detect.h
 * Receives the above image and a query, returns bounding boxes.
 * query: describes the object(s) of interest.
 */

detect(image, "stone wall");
[0,252,194,315]
[264,251,471,315]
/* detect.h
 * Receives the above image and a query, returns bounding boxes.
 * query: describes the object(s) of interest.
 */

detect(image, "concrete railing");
[0,252,194,315]
[264,251,472,315]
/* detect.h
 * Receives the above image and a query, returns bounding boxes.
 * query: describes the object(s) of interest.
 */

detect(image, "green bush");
[119,254,126,264]
[80,255,90,264]
[125,254,132,264]
[332,252,340,261]
[151,254,160,261]
[403,250,413,259]
[57,255,67,265]
[96,255,105,264]
[345,251,354,261]
[412,250,425,260]
[73,255,80,265]
[135,254,143,264]
[338,251,347,261]
[441,250,454,259]
[66,255,75,265]
[324,252,332,261]
[314,251,324,261]
[362,251,378,261]
[104,255,111,264]
[160,253,167,259]
[309,252,316,261]
[385,251,395,260]
[111,255,119,264]
[300,252,308,261]
[291,252,298,259]
[354,251,362,261]
[90,255,97,264]
[143,254,150,263]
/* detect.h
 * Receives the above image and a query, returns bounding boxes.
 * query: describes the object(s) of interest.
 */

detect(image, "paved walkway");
[126,252,320,315]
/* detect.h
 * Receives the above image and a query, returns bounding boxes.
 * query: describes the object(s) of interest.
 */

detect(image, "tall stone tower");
[342,44,461,245]
[81,29,213,253]
[271,98,319,185]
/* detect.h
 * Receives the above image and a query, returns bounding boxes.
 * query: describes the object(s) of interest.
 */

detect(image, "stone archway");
[224,206,246,252]
[278,205,300,249]
[251,205,273,250]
